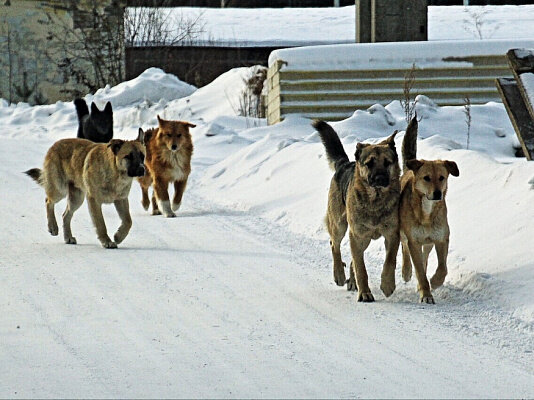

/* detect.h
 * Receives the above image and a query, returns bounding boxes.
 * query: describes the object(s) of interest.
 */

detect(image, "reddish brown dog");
[138,115,195,217]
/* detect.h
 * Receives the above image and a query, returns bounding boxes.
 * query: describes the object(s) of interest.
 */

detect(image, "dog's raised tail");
[25,168,44,186]
[313,120,349,171]
[73,98,89,138]
[402,115,418,171]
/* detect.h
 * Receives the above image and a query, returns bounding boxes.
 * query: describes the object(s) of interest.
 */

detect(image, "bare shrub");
[463,95,472,149]
[238,66,267,120]
[401,63,418,124]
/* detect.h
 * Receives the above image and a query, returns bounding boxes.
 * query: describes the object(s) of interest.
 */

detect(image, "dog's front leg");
[407,239,434,303]
[172,179,187,212]
[380,230,399,297]
[87,196,116,248]
[349,231,373,302]
[430,240,448,289]
[153,178,175,218]
[113,198,132,245]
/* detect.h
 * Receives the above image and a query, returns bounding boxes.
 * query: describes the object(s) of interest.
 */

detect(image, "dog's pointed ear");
[157,115,164,126]
[137,128,145,144]
[184,121,196,128]
[107,139,124,155]
[355,142,369,161]
[406,159,424,172]
[382,130,398,148]
[444,160,459,177]
[91,102,99,113]
[104,101,112,113]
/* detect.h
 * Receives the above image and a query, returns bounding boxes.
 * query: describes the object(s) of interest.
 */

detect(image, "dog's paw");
[380,279,396,297]
[141,200,150,211]
[420,295,435,304]
[64,236,77,245]
[402,265,412,282]
[48,225,59,236]
[171,201,181,212]
[357,291,375,302]
[346,278,357,292]
[102,240,117,249]
[113,232,125,245]
[163,211,177,218]
[151,209,162,216]
[334,268,346,286]
[430,272,447,289]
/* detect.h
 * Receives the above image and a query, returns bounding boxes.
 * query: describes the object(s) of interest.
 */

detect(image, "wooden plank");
[507,49,534,73]
[496,78,534,160]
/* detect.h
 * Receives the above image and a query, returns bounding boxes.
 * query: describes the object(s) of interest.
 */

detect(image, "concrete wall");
[356,0,427,43]
[126,45,284,87]
[0,0,125,104]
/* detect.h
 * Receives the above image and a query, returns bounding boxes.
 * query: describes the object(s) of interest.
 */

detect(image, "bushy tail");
[73,98,89,138]
[313,120,349,171]
[402,115,418,171]
[25,168,44,186]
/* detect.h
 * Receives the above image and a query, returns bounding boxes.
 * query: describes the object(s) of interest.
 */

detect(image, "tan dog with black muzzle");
[314,120,401,302]
[400,116,459,303]
[26,131,146,248]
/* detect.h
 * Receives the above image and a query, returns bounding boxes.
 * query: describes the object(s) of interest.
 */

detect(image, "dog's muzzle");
[369,173,390,188]
[129,165,145,177]
[432,189,442,201]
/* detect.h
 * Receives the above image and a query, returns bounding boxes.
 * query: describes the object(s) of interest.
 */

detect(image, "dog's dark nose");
[171,144,178,151]
[433,189,442,200]
[134,165,145,177]
[372,174,389,187]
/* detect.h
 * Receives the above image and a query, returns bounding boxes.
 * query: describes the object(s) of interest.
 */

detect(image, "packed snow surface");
[1,64,533,398]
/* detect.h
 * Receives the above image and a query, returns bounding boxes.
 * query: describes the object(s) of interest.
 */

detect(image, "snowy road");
[1,137,532,398]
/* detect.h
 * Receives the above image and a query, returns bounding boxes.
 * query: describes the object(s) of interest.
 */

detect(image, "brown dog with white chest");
[26,132,146,248]
[400,116,460,304]
[137,115,195,217]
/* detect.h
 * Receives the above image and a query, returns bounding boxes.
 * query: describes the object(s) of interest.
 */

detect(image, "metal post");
[334,0,340,6]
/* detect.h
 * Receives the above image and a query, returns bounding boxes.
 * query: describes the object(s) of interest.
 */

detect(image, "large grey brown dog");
[314,120,401,302]
[25,131,146,248]
[400,116,459,303]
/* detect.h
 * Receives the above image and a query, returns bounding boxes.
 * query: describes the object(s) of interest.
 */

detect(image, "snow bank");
[90,68,196,108]
[268,39,534,71]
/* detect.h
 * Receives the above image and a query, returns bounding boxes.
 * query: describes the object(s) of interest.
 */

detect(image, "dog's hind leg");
[401,242,413,282]
[430,240,448,289]
[45,197,59,236]
[113,198,132,245]
[380,230,399,297]
[347,261,357,291]
[62,184,84,244]
[150,193,161,215]
[349,232,373,302]
[87,196,116,248]
[326,213,348,287]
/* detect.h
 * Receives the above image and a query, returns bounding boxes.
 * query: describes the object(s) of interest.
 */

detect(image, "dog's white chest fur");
[421,197,436,215]
[167,152,187,181]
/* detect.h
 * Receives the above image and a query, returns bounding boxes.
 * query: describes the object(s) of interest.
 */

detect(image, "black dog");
[73,98,113,143]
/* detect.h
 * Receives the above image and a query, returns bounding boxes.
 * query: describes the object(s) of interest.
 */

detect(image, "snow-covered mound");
[90,67,196,108]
